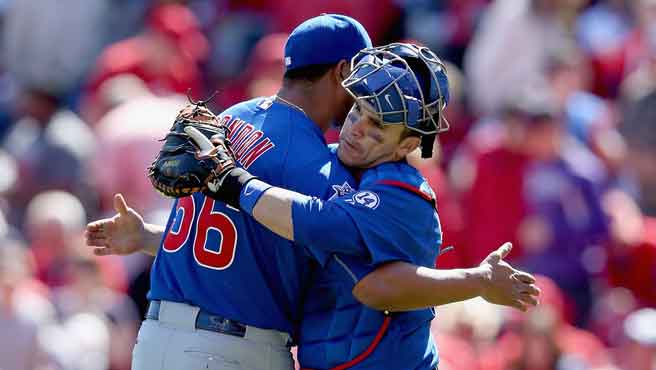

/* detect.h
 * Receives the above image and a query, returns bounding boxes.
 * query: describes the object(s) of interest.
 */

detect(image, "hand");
[184,126,237,193]
[186,126,257,208]
[85,194,147,256]
[478,242,541,311]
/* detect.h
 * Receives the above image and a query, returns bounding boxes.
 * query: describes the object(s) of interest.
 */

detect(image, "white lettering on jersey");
[223,116,276,169]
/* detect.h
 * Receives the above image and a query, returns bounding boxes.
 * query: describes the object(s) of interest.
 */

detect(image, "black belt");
[146,301,247,338]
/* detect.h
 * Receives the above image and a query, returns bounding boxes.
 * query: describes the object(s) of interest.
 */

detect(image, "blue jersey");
[148,97,356,338]
[291,161,443,369]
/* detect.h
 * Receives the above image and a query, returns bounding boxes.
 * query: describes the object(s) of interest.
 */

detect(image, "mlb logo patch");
[285,57,292,66]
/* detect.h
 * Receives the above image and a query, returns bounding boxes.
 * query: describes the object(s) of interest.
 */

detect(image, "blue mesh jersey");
[148,97,357,339]
[291,161,443,370]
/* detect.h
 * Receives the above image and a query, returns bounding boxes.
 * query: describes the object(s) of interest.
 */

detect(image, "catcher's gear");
[147,98,238,198]
[342,43,450,157]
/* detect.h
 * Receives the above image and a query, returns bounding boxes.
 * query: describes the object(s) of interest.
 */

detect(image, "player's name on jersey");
[218,115,276,169]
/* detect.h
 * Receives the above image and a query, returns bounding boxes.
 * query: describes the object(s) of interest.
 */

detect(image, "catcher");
[147,43,539,369]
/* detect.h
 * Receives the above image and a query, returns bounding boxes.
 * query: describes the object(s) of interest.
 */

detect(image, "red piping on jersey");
[301,316,392,370]
[377,179,435,205]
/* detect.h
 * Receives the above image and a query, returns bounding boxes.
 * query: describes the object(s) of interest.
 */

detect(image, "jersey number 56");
[162,196,238,270]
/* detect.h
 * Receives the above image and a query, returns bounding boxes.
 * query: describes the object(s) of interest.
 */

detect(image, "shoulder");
[283,149,354,198]
[218,97,267,116]
[361,162,436,205]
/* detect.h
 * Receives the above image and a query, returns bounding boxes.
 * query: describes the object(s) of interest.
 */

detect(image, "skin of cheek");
[338,105,409,168]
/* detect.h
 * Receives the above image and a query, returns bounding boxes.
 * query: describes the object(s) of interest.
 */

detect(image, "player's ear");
[334,60,350,82]
[396,136,421,160]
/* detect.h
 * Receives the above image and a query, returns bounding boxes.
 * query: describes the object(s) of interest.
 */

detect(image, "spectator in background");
[620,88,656,216]
[0,240,59,370]
[48,249,140,370]
[82,2,208,124]
[266,0,402,44]
[216,32,288,110]
[456,91,561,267]
[1,89,97,224]
[457,90,608,324]
[617,0,656,100]
[432,298,504,370]
[24,191,128,294]
[575,0,633,98]
[544,45,634,195]
[603,189,656,307]
[90,75,186,218]
[615,308,656,370]
[24,191,90,288]
[2,0,111,100]
[464,0,582,115]
[478,276,612,370]
[400,1,489,65]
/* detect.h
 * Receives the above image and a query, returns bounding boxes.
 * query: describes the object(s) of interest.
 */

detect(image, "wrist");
[143,223,165,256]
[205,168,256,208]
[239,179,273,215]
[469,266,491,297]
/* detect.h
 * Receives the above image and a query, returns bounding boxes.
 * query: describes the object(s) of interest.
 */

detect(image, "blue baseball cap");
[284,14,372,71]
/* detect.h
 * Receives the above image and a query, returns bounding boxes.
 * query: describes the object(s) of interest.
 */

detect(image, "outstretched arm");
[85,194,164,257]
[238,180,368,261]
[247,185,297,241]
[353,243,540,312]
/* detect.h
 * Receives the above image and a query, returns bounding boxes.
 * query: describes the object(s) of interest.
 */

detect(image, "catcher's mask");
[342,43,450,157]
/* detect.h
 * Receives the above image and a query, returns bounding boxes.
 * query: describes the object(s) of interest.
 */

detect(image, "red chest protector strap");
[376,179,436,208]
[301,315,392,370]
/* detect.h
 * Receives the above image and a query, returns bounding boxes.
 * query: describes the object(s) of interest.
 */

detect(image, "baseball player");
[193,44,540,369]
[87,14,371,370]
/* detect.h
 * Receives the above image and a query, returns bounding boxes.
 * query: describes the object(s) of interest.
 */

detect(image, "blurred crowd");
[0,0,654,369]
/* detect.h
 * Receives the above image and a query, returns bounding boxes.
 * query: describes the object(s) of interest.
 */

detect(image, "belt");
[146,301,246,338]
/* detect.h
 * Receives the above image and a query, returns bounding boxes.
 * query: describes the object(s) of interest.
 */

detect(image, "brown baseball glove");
[147,96,237,198]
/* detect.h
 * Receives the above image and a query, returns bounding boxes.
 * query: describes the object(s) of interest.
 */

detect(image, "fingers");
[93,247,117,256]
[513,270,536,284]
[519,291,539,307]
[114,193,130,216]
[498,242,512,260]
[85,226,109,245]
[523,283,541,297]
[86,219,108,232]
[487,242,512,263]
[510,299,528,312]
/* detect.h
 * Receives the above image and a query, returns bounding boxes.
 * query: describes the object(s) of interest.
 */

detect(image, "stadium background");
[0,0,655,369]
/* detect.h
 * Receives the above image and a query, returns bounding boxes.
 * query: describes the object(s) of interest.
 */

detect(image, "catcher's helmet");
[342,43,450,157]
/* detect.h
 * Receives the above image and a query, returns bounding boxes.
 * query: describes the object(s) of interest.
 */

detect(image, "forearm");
[216,173,365,257]
[353,262,487,311]
[251,187,296,241]
[142,223,166,256]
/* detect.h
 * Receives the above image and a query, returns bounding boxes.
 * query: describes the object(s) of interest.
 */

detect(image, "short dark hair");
[400,127,420,141]
[283,63,337,83]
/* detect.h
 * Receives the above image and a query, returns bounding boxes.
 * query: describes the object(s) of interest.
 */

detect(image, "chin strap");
[421,134,436,158]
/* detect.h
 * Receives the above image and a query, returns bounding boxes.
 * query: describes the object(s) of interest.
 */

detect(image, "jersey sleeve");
[292,184,441,268]
[291,195,368,266]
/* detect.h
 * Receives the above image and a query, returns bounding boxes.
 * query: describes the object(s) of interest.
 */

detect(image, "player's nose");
[349,117,367,138]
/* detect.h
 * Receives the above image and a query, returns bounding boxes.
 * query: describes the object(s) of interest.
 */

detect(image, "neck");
[277,85,333,132]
